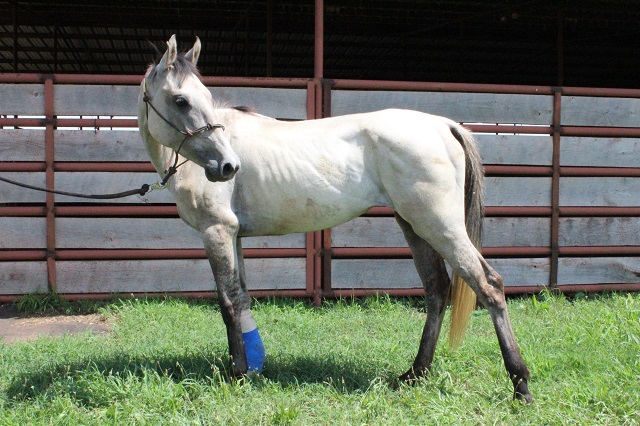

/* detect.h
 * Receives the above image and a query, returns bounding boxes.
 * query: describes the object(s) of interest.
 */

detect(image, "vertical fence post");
[44,77,57,293]
[314,0,324,81]
[320,79,334,299]
[307,79,324,306]
[549,88,562,288]
[310,0,327,305]
[312,79,324,305]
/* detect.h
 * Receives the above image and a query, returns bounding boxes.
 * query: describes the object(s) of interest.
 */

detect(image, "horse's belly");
[233,132,390,236]
[236,188,382,236]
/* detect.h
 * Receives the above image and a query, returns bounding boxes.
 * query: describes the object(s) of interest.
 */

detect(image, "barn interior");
[2,0,639,88]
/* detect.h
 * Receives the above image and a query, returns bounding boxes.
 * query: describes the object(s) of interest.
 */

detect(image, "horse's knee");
[217,291,235,326]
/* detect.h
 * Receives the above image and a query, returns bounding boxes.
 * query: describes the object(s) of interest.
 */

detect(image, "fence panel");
[561,96,640,127]
[331,91,553,124]
[0,262,48,295]
[0,218,47,248]
[54,85,140,116]
[1,84,45,115]
[0,173,46,203]
[560,137,640,167]
[55,130,145,162]
[2,76,639,299]
[0,129,46,161]
[209,87,308,119]
[55,258,307,294]
[476,134,552,166]
[56,218,306,249]
[558,258,640,285]
[54,172,172,204]
[559,217,640,247]
[560,178,640,207]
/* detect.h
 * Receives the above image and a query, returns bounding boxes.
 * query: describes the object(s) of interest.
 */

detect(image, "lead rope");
[0,175,152,199]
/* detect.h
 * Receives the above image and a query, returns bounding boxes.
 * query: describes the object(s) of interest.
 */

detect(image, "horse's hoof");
[392,368,425,389]
[515,391,535,404]
[513,379,534,404]
[244,370,259,380]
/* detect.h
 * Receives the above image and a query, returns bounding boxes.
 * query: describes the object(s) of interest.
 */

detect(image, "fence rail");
[1,73,639,302]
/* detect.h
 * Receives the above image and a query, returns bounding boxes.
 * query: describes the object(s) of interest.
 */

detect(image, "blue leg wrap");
[242,328,266,373]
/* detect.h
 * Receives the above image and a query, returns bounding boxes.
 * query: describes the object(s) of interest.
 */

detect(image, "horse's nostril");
[222,162,237,178]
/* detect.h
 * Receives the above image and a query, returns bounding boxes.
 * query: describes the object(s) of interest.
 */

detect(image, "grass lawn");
[0,292,638,425]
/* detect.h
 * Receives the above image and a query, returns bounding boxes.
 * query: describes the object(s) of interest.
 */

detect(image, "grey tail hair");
[447,123,485,349]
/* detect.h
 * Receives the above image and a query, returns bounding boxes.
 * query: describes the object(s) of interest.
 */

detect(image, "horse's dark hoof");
[515,391,535,404]
[392,368,426,389]
[513,379,534,404]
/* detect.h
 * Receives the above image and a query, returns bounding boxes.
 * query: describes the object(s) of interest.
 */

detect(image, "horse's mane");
[232,105,255,113]
[146,53,201,84]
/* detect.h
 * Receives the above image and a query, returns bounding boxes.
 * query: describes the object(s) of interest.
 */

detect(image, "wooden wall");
[1,76,639,300]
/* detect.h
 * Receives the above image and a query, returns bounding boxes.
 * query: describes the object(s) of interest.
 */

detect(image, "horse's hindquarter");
[363,109,466,217]
[231,114,392,236]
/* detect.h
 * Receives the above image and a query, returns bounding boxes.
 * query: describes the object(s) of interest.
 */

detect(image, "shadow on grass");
[5,347,386,405]
[5,296,417,405]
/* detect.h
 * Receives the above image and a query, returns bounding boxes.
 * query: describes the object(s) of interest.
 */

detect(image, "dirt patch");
[0,304,112,344]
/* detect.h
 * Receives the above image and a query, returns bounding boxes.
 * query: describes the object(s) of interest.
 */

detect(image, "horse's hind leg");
[394,213,451,385]
[397,206,533,401]
[436,236,534,402]
[474,256,533,402]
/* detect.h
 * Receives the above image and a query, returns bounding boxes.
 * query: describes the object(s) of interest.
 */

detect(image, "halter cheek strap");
[142,78,225,186]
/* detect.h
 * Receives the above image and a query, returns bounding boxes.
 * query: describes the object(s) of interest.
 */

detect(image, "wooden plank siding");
[55,258,307,294]
[1,84,45,115]
[0,129,46,161]
[1,76,639,299]
[330,91,553,125]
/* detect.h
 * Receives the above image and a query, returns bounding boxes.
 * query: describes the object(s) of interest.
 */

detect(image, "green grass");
[1,293,639,425]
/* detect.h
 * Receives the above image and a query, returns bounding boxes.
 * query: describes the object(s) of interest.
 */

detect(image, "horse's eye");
[175,96,189,107]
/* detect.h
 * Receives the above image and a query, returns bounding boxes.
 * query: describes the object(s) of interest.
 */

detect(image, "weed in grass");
[13,291,121,317]
[15,292,71,315]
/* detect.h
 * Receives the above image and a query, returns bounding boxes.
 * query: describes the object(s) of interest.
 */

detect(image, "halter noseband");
[142,78,225,186]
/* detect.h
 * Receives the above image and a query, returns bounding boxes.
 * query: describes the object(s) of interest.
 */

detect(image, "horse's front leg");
[236,236,266,374]
[203,225,264,376]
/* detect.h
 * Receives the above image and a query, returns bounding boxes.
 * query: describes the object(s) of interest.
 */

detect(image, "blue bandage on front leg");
[242,328,266,373]
[240,310,265,373]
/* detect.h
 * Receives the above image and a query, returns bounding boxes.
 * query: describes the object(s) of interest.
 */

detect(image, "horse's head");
[141,35,240,182]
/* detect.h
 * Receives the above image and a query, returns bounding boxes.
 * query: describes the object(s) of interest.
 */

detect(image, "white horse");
[138,35,533,402]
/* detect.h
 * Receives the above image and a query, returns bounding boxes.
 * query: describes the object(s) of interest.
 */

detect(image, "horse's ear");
[157,34,178,72]
[185,36,201,65]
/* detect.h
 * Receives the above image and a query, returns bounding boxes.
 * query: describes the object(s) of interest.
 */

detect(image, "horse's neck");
[140,121,175,176]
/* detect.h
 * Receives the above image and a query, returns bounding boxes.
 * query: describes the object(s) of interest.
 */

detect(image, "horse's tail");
[447,123,485,349]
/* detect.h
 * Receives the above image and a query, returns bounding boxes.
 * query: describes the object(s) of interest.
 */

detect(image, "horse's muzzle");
[204,158,241,182]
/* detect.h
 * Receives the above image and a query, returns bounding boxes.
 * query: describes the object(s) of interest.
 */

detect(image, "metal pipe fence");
[1,73,639,301]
